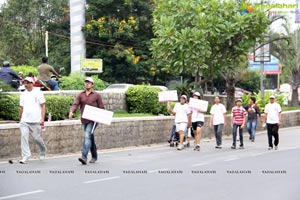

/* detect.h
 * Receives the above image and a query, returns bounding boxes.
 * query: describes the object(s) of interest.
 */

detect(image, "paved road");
[0,127,299,200]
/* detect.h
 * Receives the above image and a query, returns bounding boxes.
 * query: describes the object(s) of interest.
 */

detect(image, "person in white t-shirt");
[209,96,227,149]
[190,92,205,151]
[264,95,282,150]
[19,77,47,163]
[168,95,191,150]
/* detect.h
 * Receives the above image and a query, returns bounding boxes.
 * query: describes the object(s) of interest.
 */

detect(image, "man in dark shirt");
[244,97,261,142]
[0,61,21,89]
[69,77,105,165]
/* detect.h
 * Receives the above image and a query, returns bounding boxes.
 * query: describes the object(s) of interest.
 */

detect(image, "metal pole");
[260,45,265,99]
[45,31,48,57]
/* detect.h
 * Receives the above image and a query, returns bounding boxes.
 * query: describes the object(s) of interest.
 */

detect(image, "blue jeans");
[47,79,59,91]
[247,119,257,139]
[82,122,98,161]
[232,124,243,146]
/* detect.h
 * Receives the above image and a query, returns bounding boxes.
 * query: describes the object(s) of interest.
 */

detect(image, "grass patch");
[282,106,300,112]
[113,110,155,118]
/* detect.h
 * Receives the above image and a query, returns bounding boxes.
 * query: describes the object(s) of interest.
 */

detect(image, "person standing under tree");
[190,92,205,151]
[231,99,246,149]
[244,97,261,142]
[69,77,105,165]
[19,77,47,164]
[209,96,227,149]
[264,95,282,150]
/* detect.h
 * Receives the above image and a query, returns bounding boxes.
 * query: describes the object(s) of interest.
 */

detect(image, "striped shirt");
[231,106,246,125]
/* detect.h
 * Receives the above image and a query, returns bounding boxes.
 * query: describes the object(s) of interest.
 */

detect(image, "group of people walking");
[17,76,102,165]
[168,92,282,152]
[16,76,282,165]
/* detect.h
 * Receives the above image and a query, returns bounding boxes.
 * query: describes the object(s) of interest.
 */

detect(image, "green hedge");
[0,94,79,121]
[0,94,20,120]
[126,85,168,115]
[12,66,39,77]
[60,73,108,91]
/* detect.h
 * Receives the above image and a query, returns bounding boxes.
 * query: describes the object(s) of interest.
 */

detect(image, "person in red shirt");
[69,77,105,165]
[231,99,246,149]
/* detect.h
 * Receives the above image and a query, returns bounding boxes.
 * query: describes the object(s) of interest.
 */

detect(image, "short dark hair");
[250,97,256,103]
[42,57,48,63]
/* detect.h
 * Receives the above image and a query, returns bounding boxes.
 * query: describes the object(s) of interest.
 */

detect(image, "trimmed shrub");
[0,80,16,92]
[126,85,169,115]
[0,94,19,121]
[0,94,79,121]
[45,95,79,120]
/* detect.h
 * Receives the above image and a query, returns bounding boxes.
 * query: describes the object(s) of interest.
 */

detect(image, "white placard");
[189,98,209,112]
[158,90,178,102]
[82,105,113,125]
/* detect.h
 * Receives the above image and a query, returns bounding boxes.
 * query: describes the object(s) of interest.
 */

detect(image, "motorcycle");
[34,75,61,91]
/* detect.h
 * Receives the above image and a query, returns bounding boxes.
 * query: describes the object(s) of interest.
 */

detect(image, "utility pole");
[70,0,86,73]
[45,31,48,57]
[260,44,265,99]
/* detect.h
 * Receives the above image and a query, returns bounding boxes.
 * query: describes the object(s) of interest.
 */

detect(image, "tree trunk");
[210,81,215,95]
[291,87,299,107]
[226,78,236,110]
[290,69,300,107]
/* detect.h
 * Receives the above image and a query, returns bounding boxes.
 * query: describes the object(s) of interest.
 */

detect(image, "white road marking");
[83,176,120,184]
[224,157,240,162]
[148,168,168,173]
[252,152,268,156]
[192,162,209,167]
[0,190,45,200]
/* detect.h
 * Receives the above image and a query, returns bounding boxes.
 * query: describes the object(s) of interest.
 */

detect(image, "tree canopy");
[152,0,269,72]
[0,0,70,73]
[151,0,269,109]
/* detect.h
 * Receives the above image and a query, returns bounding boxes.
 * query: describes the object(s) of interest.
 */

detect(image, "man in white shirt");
[19,77,47,163]
[264,95,282,150]
[209,96,227,149]
[168,95,191,150]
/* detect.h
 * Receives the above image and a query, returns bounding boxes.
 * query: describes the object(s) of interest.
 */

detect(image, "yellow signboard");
[81,59,103,73]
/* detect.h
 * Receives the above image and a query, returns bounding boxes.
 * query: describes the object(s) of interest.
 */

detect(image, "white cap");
[269,95,275,99]
[84,77,94,84]
[193,91,201,97]
[181,95,188,100]
[23,77,34,84]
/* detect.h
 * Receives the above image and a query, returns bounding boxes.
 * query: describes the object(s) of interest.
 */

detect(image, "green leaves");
[125,85,168,115]
[152,0,269,78]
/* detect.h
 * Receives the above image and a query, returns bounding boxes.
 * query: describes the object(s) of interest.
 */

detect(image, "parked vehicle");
[103,84,133,92]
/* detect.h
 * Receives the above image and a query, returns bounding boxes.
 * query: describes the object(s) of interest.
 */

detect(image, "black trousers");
[266,123,279,148]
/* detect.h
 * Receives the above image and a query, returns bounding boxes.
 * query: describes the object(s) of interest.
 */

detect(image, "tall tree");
[84,0,161,84]
[0,0,70,73]
[151,0,269,109]
[270,26,300,106]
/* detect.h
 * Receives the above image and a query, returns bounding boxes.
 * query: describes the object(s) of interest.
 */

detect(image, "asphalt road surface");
[0,126,299,200]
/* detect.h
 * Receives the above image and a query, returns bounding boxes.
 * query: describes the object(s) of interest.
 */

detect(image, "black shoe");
[231,145,236,149]
[215,145,222,149]
[239,145,244,149]
[78,158,87,165]
[193,145,200,151]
